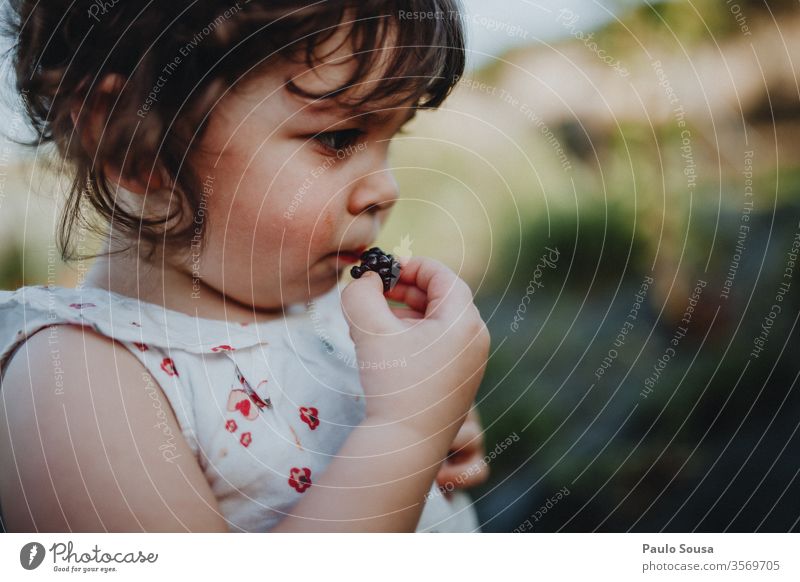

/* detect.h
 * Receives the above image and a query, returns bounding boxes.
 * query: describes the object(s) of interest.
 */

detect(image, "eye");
[312,128,364,154]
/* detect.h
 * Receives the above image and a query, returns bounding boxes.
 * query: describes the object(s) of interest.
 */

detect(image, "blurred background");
[1,0,799,531]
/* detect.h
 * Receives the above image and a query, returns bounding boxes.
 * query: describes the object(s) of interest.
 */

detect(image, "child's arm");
[436,407,489,495]
[270,417,450,532]
[0,325,229,532]
[272,407,486,531]
[272,257,491,532]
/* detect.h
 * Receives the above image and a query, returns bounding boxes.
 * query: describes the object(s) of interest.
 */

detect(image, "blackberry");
[350,246,401,292]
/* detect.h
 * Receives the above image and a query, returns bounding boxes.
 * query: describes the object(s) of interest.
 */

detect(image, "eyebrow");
[290,88,417,126]
[310,101,417,126]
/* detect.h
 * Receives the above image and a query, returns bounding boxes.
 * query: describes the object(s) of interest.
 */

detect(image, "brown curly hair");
[1,0,465,263]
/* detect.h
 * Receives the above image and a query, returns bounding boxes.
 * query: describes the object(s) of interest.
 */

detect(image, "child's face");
[188,34,417,311]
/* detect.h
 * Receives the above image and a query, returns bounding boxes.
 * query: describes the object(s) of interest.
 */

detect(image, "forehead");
[287,14,398,97]
[237,16,416,121]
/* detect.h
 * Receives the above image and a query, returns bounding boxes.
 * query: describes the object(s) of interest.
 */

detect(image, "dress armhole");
[0,321,202,464]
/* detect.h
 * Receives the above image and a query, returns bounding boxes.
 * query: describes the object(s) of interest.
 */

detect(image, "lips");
[326,245,369,265]
[331,251,361,264]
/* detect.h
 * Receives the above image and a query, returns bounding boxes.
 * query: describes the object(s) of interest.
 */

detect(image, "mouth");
[325,245,369,266]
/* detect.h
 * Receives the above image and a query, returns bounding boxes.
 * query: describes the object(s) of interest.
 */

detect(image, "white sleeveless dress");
[0,282,480,532]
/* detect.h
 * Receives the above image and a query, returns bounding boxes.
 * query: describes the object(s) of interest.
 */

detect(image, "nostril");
[366,201,392,214]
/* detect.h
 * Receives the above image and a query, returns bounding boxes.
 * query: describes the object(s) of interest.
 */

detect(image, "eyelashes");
[312,128,365,154]
[308,125,410,157]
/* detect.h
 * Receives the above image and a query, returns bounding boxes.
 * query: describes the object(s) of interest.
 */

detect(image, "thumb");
[340,270,397,336]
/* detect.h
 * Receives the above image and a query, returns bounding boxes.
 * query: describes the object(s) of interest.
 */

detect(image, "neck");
[83,237,286,324]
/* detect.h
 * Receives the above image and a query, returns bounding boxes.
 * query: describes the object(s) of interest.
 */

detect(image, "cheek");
[211,188,327,268]
[262,164,342,244]
[208,154,291,242]
[274,208,335,262]
[201,139,345,262]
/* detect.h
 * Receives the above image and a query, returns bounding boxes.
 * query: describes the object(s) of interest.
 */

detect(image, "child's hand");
[436,407,489,498]
[341,256,491,445]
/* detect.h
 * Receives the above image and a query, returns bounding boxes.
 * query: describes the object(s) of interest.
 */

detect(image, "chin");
[307,271,345,299]
[306,261,349,289]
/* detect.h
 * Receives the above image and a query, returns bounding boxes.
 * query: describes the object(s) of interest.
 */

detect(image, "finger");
[386,258,474,322]
[394,256,474,321]
[466,405,482,425]
[436,455,490,490]
[389,306,424,320]
[341,270,397,336]
[384,282,428,313]
[449,419,484,456]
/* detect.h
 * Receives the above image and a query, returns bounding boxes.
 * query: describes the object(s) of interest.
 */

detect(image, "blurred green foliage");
[467,0,800,532]
[0,241,24,290]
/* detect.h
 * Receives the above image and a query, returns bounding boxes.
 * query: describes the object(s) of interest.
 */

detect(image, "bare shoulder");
[0,324,229,532]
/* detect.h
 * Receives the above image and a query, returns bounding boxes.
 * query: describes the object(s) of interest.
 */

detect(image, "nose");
[347,167,399,217]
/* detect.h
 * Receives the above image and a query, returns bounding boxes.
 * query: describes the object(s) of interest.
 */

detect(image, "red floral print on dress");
[160,357,178,377]
[299,406,320,430]
[225,419,238,433]
[133,342,148,351]
[240,432,252,447]
[211,345,235,352]
[233,370,272,410]
[288,467,312,493]
[227,389,259,420]
[253,380,272,408]
[249,389,271,411]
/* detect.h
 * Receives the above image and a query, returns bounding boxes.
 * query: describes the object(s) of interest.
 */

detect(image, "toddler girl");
[0,0,490,532]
